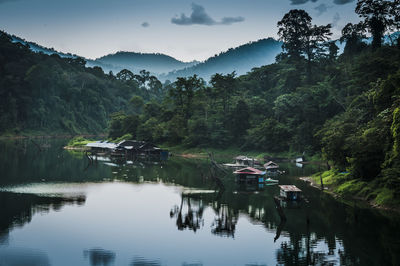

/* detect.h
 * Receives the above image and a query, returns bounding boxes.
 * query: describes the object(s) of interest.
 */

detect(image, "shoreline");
[0,134,106,140]
[298,176,400,214]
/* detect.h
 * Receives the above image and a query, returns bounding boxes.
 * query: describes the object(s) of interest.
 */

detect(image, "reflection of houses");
[233,167,266,183]
[86,140,168,158]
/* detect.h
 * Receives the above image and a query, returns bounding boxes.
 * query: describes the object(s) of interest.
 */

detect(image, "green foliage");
[0,31,167,136]
[67,136,93,147]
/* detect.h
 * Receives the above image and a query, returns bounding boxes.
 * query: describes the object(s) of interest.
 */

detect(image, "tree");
[116,69,134,81]
[328,41,339,60]
[169,75,204,120]
[210,72,236,116]
[340,22,367,54]
[277,9,331,80]
[355,0,395,48]
[277,9,312,60]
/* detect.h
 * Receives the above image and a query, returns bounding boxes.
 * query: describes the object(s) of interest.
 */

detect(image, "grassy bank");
[311,170,400,211]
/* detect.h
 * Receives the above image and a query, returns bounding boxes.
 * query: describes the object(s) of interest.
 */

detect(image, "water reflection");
[0,192,86,242]
[0,247,51,266]
[130,257,161,266]
[84,248,116,266]
[170,194,204,232]
[0,139,399,265]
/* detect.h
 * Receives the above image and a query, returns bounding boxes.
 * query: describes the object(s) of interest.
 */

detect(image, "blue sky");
[0,0,359,61]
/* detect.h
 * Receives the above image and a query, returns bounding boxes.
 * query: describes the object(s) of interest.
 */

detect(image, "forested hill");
[90,52,199,76]
[160,38,282,81]
[0,31,163,135]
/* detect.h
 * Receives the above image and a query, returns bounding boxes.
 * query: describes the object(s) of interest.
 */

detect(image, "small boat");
[265,178,279,183]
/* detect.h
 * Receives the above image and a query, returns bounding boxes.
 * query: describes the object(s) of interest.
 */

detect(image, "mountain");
[9,32,282,81]
[10,34,77,58]
[160,38,283,82]
[90,52,199,76]
[8,33,198,76]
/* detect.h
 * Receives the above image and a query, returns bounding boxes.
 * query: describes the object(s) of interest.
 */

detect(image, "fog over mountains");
[9,32,283,81]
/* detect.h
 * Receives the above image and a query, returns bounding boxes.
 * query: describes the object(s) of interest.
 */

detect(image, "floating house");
[279,185,302,201]
[86,141,117,154]
[223,156,260,168]
[264,161,279,171]
[86,140,168,158]
[233,167,266,183]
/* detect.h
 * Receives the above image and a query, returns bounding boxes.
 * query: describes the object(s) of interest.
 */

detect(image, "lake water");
[0,139,399,266]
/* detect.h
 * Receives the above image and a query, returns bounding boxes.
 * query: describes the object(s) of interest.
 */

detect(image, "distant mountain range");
[8,32,284,81]
[160,38,282,81]
[89,52,199,76]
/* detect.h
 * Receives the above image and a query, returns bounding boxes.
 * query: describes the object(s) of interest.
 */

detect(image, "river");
[0,139,399,266]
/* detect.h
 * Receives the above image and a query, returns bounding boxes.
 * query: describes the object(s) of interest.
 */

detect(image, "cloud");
[333,0,354,4]
[220,16,245,25]
[141,22,150,28]
[171,3,244,26]
[289,0,318,5]
[314,3,331,16]
[332,12,341,27]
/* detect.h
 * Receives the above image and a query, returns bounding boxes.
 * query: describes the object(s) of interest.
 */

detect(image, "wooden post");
[31,139,42,152]
[274,196,286,221]
[320,173,324,190]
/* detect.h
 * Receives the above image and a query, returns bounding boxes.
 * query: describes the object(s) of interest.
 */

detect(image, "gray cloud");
[290,0,318,5]
[171,3,244,26]
[141,22,150,28]
[314,4,331,16]
[333,0,354,4]
[332,12,341,27]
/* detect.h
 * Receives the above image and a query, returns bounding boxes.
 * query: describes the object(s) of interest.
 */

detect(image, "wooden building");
[86,140,168,158]
[233,167,266,183]
[279,185,302,201]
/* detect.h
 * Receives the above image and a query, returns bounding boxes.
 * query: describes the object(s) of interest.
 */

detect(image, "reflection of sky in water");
[0,182,347,266]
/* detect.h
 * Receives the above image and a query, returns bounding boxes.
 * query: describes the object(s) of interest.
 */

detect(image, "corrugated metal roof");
[86,141,117,149]
[279,185,302,192]
[233,167,264,175]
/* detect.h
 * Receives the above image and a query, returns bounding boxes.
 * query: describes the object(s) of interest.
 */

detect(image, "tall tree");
[169,75,204,120]
[277,9,312,60]
[340,22,367,54]
[277,9,331,80]
[355,0,396,48]
[210,72,237,116]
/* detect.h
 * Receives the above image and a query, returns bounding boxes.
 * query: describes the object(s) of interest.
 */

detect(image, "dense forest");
[1,0,400,206]
[0,33,164,134]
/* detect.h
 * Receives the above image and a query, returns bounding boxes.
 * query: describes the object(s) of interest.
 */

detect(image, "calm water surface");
[0,139,399,266]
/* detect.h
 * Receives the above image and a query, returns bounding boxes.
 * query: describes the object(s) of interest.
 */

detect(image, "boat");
[265,178,279,184]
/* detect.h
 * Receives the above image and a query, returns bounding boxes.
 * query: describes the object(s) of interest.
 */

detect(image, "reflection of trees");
[170,194,204,232]
[0,247,51,266]
[211,204,237,237]
[276,233,338,266]
[0,192,86,241]
[83,248,116,266]
[130,256,161,265]
[170,192,239,237]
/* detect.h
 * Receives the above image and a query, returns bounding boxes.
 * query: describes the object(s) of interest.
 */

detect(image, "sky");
[0,0,360,62]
